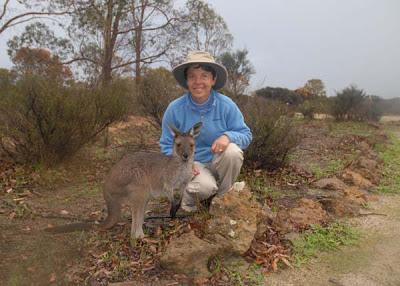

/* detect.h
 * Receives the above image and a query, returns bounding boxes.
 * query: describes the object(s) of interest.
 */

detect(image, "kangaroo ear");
[168,124,181,137]
[190,122,203,138]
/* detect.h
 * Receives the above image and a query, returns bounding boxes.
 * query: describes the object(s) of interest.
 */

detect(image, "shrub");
[0,76,131,165]
[297,100,317,119]
[331,85,382,122]
[297,97,331,119]
[242,97,300,170]
[136,67,183,127]
[255,86,303,106]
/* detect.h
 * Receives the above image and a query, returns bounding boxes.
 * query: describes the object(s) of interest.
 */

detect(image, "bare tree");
[126,0,178,84]
[0,0,73,35]
[175,0,233,59]
[62,0,178,85]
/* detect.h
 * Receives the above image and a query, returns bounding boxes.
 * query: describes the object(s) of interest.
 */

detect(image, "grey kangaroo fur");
[100,122,202,238]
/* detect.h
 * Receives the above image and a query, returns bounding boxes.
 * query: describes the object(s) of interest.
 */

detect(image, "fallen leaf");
[60,210,69,215]
[49,273,56,283]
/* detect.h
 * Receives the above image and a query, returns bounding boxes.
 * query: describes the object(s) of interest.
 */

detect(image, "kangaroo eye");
[176,143,181,147]
[190,144,194,147]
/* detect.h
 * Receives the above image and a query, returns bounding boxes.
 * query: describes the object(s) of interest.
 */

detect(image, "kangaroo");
[100,122,202,238]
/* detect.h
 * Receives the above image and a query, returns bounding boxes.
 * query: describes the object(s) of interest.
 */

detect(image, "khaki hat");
[172,51,228,90]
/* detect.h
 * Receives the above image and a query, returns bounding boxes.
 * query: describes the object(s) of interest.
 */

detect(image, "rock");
[206,186,262,254]
[358,141,379,160]
[342,169,374,189]
[159,185,266,278]
[319,198,360,217]
[313,178,348,190]
[357,157,378,170]
[159,231,221,277]
[273,198,328,233]
[342,187,368,205]
[232,181,246,191]
[318,187,366,217]
[350,156,382,184]
[366,194,380,202]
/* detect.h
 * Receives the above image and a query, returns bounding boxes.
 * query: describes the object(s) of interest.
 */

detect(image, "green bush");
[0,76,131,165]
[136,67,183,127]
[297,100,317,119]
[297,97,331,119]
[331,85,382,122]
[242,97,300,170]
[255,86,303,106]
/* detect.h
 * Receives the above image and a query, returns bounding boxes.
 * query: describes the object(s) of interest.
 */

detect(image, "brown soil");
[266,194,400,286]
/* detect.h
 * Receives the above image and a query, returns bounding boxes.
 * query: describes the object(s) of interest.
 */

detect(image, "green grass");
[376,132,400,194]
[210,256,265,286]
[308,159,344,180]
[328,121,374,137]
[246,175,282,201]
[291,222,359,266]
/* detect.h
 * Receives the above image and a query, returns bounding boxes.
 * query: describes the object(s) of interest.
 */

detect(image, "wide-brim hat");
[172,51,228,90]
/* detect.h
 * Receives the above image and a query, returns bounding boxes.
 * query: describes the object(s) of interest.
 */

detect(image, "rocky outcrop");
[342,169,374,189]
[159,182,267,278]
[273,198,328,233]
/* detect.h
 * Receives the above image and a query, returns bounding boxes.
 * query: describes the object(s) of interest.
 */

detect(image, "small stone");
[232,181,246,192]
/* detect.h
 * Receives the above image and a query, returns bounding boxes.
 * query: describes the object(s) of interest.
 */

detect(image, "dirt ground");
[0,118,399,285]
[266,194,400,286]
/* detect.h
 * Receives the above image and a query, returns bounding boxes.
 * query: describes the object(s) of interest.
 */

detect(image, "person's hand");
[192,165,200,177]
[212,135,230,154]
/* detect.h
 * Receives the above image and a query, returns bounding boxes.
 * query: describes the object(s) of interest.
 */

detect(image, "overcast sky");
[1,0,399,98]
[206,0,400,98]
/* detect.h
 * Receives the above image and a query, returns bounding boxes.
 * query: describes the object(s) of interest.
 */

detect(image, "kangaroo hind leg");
[100,194,122,229]
[129,188,148,239]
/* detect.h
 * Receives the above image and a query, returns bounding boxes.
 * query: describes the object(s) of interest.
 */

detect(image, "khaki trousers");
[181,143,244,211]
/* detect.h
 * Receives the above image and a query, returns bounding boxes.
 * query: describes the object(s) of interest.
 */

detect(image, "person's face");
[186,66,216,104]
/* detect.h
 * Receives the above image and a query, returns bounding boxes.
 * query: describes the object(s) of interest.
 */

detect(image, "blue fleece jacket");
[160,90,252,163]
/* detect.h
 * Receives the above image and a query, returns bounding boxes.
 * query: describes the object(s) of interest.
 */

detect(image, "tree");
[331,85,382,121]
[0,0,73,35]
[169,0,233,64]
[7,22,73,61]
[302,79,327,98]
[218,49,254,96]
[122,0,179,85]
[0,68,16,89]
[255,87,303,106]
[12,47,72,83]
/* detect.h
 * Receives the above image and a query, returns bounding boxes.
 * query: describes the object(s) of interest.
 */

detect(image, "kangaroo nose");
[182,153,188,160]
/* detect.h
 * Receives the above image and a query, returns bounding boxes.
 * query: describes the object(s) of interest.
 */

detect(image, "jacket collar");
[186,89,217,112]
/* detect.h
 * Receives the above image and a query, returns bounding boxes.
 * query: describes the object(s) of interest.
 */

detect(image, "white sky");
[1,0,399,98]
[206,0,400,98]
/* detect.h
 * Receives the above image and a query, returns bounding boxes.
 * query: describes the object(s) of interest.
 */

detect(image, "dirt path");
[266,194,400,286]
